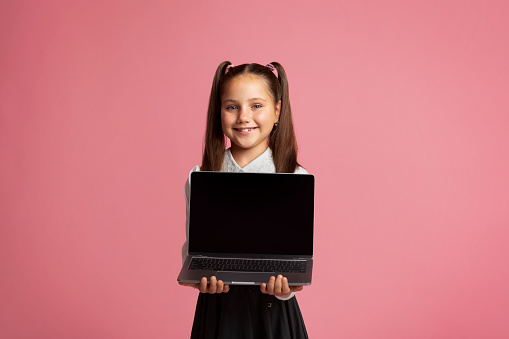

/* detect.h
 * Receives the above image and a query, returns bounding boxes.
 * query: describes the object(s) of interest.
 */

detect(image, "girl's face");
[221,74,280,159]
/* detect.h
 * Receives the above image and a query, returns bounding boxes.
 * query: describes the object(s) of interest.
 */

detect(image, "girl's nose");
[237,107,250,123]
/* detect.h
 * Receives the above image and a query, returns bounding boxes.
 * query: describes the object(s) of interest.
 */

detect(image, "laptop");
[177,171,315,286]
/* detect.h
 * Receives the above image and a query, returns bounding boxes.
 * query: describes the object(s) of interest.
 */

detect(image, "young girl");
[179,61,309,339]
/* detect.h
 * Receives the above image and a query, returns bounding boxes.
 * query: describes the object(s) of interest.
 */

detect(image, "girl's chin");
[230,141,269,152]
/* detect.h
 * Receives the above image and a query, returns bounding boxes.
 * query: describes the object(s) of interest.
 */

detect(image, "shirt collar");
[222,148,275,173]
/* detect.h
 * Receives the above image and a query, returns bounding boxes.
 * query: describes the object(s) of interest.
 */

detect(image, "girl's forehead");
[227,74,267,87]
[222,74,273,99]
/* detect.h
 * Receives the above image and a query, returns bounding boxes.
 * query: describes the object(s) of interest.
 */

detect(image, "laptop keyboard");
[189,258,307,273]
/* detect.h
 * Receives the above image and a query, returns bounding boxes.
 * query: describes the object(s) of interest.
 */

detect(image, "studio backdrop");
[1,1,508,338]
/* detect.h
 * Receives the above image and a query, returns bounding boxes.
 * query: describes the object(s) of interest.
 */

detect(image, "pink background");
[1,1,508,338]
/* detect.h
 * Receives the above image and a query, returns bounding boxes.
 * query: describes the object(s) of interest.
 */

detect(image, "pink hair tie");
[225,64,234,74]
[266,63,278,78]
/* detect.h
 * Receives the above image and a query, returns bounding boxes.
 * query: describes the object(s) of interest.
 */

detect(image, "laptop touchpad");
[217,272,274,285]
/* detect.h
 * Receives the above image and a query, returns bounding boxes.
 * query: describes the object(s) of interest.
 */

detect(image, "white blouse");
[182,147,308,300]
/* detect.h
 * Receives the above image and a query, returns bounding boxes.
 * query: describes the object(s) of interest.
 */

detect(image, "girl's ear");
[275,100,281,122]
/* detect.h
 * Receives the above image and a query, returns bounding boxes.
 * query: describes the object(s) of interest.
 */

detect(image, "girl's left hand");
[260,275,304,297]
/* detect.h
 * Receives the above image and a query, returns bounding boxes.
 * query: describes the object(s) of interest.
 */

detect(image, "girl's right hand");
[179,276,230,294]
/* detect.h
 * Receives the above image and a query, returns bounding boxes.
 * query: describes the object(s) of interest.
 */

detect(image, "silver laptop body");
[177,171,314,286]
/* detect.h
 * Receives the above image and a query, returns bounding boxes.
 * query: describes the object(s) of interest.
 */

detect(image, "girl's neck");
[230,144,268,168]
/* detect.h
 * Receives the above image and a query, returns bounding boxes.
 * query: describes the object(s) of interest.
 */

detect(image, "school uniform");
[183,148,309,339]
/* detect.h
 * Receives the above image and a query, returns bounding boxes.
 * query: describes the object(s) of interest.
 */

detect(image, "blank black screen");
[188,172,314,256]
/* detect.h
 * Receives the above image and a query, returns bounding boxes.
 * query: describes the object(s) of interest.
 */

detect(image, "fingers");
[260,275,303,296]
[209,276,217,293]
[260,277,274,294]
[199,277,208,293]
[281,277,291,295]
[216,279,224,294]
[261,275,282,296]
[264,275,276,294]
[198,277,229,294]
[194,276,298,295]
[274,275,283,294]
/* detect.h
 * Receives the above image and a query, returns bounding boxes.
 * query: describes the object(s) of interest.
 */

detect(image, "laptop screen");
[188,172,314,257]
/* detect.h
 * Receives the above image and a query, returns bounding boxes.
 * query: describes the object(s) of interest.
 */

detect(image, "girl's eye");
[226,105,237,111]
[253,104,262,109]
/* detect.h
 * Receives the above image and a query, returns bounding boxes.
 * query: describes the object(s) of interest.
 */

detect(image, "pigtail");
[201,61,232,171]
[268,62,300,173]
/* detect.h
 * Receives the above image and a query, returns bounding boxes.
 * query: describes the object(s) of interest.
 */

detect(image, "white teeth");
[239,128,252,132]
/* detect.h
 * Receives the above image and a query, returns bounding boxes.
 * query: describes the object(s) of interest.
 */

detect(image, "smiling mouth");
[234,127,257,132]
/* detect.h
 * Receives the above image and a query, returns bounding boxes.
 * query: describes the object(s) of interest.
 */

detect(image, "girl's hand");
[260,275,304,297]
[179,276,230,294]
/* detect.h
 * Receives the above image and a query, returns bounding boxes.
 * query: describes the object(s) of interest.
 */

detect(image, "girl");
[179,61,309,339]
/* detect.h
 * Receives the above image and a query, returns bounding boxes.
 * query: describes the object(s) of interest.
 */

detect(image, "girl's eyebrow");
[223,98,268,103]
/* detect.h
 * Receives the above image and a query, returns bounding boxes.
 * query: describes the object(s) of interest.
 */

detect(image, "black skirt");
[191,286,308,339]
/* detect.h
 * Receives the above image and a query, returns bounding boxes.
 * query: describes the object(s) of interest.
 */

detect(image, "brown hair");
[201,61,301,173]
